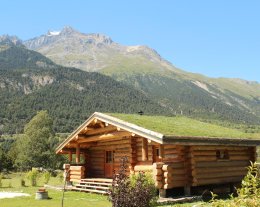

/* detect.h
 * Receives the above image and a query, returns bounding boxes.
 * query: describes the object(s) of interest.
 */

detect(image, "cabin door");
[105,151,114,178]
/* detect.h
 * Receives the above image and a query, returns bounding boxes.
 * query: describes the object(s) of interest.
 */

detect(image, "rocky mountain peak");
[60,26,79,36]
[0,35,23,47]
[85,33,113,45]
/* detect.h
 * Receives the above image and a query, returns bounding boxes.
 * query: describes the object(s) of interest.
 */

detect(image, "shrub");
[209,162,260,207]
[108,157,157,207]
[0,173,2,187]
[58,171,64,183]
[20,177,26,187]
[26,169,40,186]
[237,162,260,198]
[43,171,51,184]
[8,181,12,188]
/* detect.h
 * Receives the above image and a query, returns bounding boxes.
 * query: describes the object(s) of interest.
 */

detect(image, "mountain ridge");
[2,28,260,127]
[0,42,170,134]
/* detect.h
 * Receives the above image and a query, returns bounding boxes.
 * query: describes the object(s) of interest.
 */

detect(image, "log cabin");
[56,112,260,196]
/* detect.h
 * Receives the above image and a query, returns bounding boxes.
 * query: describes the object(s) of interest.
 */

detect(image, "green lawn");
[108,113,260,139]
[0,173,110,207]
[0,173,206,207]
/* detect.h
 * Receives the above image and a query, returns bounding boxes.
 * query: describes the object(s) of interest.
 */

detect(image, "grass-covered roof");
[108,113,260,139]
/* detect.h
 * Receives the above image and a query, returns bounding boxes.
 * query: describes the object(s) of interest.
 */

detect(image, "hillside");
[0,39,169,134]
[24,26,260,125]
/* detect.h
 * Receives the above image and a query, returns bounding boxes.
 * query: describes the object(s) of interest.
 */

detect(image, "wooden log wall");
[69,165,85,182]
[136,137,153,164]
[153,162,164,189]
[161,145,188,189]
[191,146,255,186]
[88,136,132,177]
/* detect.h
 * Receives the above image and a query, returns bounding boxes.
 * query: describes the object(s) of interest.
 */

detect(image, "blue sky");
[1,0,259,82]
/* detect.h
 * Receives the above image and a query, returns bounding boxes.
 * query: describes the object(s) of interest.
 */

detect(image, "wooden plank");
[153,162,164,169]
[229,155,251,160]
[70,175,83,179]
[76,143,80,163]
[164,181,186,189]
[134,165,153,171]
[69,151,72,162]
[164,177,186,184]
[70,171,85,176]
[192,155,216,162]
[159,145,164,159]
[193,170,247,179]
[70,166,85,170]
[162,157,185,162]
[192,160,250,168]
[153,168,163,176]
[155,181,163,189]
[84,125,116,136]
[163,169,186,176]
[193,166,247,174]
[162,163,185,171]
[78,131,131,143]
[191,146,249,151]
[193,176,244,186]
[142,138,148,161]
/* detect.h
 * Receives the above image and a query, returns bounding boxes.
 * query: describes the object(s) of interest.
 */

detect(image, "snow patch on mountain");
[47,31,60,36]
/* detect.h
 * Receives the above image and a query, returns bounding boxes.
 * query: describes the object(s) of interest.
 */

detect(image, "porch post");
[76,143,80,163]
[68,151,72,162]
[159,145,164,160]
[142,138,148,161]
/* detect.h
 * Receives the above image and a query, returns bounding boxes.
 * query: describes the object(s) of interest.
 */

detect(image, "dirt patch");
[0,192,30,199]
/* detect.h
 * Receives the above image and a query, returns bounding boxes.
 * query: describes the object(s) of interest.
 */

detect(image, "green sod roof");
[108,113,260,139]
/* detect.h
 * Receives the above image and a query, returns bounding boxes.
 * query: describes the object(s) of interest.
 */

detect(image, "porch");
[72,178,112,194]
[63,163,113,194]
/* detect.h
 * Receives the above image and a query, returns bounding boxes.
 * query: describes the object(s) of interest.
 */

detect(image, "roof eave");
[163,135,260,146]
[94,113,163,144]
[55,112,98,154]
[55,112,164,154]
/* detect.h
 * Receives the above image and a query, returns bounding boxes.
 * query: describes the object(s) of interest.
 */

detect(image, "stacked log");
[136,137,153,163]
[69,166,85,182]
[163,145,185,162]
[152,162,164,189]
[162,162,187,189]
[134,165,153,172]
[191,146,254,186]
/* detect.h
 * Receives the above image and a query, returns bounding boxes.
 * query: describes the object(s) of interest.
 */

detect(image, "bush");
[42,171,51,184]
[57,171,64,183]
[0,173,2,187]
[7,180,12,188]
[20,177,25,187]
[108,157,157,207]
[26,169,40,186]
[209,162,260,207]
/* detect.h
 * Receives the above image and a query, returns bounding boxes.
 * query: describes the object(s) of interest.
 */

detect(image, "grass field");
[0,173,205,207]
[0,173,110,207]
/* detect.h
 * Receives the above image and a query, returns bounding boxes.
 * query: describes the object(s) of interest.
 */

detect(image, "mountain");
[24,26,260,125]
[0,38,170,134]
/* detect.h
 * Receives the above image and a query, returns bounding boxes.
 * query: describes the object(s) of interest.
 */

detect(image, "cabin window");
[106,151,113,163]
[216,150,229,160]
